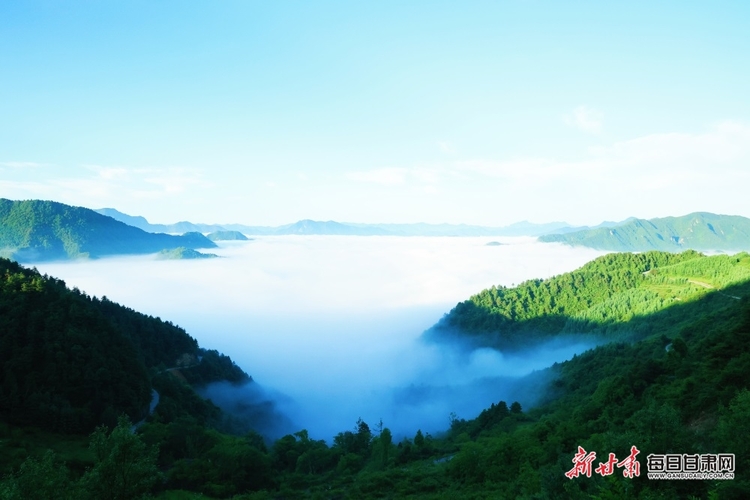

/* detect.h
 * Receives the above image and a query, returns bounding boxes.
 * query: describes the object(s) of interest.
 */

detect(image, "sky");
[1,1,749,227]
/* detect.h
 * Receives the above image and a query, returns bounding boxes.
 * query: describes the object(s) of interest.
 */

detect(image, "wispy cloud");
[0,180,59,198]
[347,168,407,186]
[0,165,209,210]
[445,121,750,222]
[80,164,205,186]
[346,167,442,194]
[87,165,130,180]
[590,121,750,165]
[564,106,603,134]
[410,167,440,185]
[457,158,556,180]
[142,168,204,195]
[437,141,456,154]
[458,121,750,184]
[0,161,51,169]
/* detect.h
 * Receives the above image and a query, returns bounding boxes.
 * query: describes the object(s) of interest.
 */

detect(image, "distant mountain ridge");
[540,212,750,252]
[206,231,250,241]
[346,220,574,237]
[1,199,216,262]
[95,208,227,233]
[96,207,578,237]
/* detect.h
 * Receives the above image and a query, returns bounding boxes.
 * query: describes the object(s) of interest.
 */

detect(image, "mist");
[35,236,604,441]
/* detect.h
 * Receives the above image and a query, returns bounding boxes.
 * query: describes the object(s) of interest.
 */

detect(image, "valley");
[3,235,749,498]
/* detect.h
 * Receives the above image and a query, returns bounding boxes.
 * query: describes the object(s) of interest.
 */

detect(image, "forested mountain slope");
[540,212,750,252]
[3,251,750,498]
[0,257,248,434]
[429,250,750,349]
[435,269,750,499]
[0,199,216,262]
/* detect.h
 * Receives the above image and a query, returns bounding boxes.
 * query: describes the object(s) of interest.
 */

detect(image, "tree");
[414,429,425,448]
[0,450,77,500]
[378,427,393,467]
[80,416,160,500]
[355,418,372,455]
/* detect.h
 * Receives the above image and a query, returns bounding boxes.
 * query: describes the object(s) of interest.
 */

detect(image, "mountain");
[206,231,250,241]
[345,221,574,237]
[156,247,219,259]
[1,199,217,262]
[4,250,750,498]
[239,220,577,237]
[97,207,578,237]
[273,219,391,235]
[550,217,634,234]
[430,252,750,499]
[539,212,750,251]
[484,220,573,236]
[0,257,248,434]
[96,207,227,233]
[95,208,155,231]
[427,250,750,349]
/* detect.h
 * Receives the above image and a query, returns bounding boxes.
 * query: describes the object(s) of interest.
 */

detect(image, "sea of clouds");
[35,236,604,441]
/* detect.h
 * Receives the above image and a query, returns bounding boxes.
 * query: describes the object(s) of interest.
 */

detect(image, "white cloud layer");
[35,237,605,440]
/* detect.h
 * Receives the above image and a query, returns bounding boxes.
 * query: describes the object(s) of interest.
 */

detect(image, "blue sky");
[1,1,749,226]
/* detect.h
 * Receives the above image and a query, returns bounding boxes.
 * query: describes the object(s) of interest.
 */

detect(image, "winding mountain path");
[131,389,160,432]
[131,362,200,432]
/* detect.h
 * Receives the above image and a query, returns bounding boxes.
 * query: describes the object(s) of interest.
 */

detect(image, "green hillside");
[0,257,248,435]
[540,212,750,252]
[3,251,750,498]
[429,250,750,349]
[206,231,249,241]
[156,247,219,259]
[433,273,750,499]
[0,199,217,262]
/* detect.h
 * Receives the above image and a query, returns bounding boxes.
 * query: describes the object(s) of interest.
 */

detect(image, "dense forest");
[2,251,750,498]
[430,250,750,350]
[540,212,750,252]
[0,199,216,262]
[0,257,248,435]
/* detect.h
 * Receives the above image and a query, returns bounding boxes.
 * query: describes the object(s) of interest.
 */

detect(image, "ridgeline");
[0,199,216,262]
[540,212,750,252]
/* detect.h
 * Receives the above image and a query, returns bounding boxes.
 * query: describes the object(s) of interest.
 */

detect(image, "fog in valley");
[35,236,604,441]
